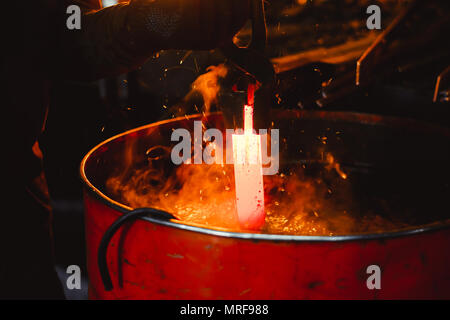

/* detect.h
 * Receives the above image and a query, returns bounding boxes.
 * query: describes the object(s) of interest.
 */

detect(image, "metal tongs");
[219,0,275,130]
[221,0,275,85]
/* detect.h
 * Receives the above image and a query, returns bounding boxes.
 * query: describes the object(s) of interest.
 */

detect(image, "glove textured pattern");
[142,6,181,39]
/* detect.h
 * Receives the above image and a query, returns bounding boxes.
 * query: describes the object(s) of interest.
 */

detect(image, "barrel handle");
[98,208,176,291]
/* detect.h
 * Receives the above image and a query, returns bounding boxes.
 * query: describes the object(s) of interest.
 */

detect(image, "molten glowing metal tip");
[232,88,265,230]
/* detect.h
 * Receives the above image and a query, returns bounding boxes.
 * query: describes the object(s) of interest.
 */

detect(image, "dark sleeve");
[53,0,249,81]
[54,0,156,81]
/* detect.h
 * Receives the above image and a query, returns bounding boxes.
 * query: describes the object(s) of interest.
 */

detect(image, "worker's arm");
[54,0,250,81]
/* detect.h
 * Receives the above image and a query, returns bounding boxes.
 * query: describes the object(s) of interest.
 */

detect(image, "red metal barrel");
[81,111,450,299]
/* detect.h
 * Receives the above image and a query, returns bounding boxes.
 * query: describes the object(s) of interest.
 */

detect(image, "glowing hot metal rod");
[232,85,265,230]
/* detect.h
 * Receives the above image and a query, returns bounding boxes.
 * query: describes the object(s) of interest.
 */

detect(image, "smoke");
[105,138,405,236]
[183,64,228,114]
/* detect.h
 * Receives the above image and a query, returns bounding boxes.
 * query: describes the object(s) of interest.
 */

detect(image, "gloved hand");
[128,0,251,50]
